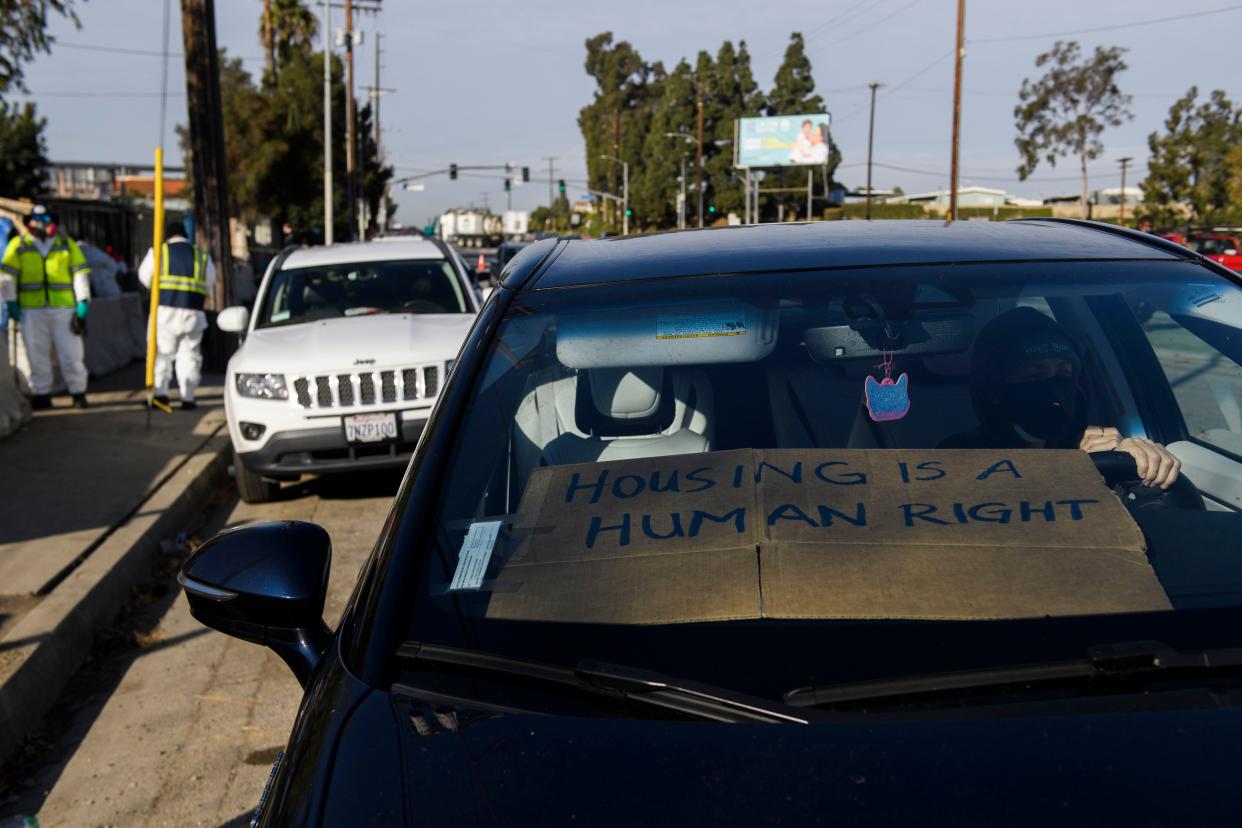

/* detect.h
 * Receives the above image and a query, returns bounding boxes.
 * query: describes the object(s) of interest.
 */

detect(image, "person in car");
[943,306,1181,489]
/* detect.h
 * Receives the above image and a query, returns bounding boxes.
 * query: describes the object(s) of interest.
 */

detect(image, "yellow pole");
[145,146,170,414]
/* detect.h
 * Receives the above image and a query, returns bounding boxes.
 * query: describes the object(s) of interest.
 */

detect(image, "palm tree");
[260,0,318,78]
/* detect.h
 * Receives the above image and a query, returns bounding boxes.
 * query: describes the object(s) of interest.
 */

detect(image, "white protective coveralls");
[138,236,217,402]
[0,235,92,395]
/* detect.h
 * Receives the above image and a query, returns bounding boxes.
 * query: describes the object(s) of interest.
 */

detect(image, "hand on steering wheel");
[1089,450,1203,511]
[1078,426,1181,489]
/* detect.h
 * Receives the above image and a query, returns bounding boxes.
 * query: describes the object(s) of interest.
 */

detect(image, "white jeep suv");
[217,236,481,502]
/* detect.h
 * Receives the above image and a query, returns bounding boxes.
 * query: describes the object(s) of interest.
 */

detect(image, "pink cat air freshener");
[864,351,911,422]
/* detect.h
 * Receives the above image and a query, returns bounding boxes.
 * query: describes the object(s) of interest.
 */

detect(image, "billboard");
[735,113,831,168]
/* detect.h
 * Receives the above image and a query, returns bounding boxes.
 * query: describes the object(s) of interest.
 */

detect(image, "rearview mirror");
[179,521,331,687]
[217,305,250,333]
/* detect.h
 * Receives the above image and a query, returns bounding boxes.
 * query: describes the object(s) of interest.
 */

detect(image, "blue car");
[183,220,1242,826]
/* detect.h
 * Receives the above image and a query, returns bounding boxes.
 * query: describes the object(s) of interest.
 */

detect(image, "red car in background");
[1189,230,1242,271]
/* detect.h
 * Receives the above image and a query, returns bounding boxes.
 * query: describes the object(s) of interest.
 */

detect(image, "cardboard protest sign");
[484,449,1170,624]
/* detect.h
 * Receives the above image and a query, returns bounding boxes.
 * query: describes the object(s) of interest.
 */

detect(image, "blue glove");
[76,300,89,319]
[4,300,19,323]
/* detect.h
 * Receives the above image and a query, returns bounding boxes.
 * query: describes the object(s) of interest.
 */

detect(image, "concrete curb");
[0,434,230,765]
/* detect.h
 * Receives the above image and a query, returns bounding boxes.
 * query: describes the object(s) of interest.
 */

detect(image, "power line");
[833,51,953,125]
[970,2,1242,44]
[820,0,927,48]
[857,159,1149,184]
[53,39,264,63]
[805,0,884,39]
[11,91,186,98]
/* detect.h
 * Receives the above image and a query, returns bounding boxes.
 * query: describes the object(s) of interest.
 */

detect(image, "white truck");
[438,208,529,247]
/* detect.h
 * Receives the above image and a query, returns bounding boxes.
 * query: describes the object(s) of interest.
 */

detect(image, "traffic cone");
[476,253,487,273]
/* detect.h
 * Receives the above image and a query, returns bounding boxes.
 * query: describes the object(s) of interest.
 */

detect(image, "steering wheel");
[1090,450,1204,511]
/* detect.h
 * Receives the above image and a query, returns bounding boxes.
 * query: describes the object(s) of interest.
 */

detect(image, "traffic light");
[625,208,632,217]
[521,166,530,183]
[449,163,458,180]
[708,205,716,214]
[504,178,512,192]
[557,179,566,194]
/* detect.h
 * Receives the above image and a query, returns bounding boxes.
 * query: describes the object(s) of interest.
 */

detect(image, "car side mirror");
[217,305,250,333]
[179,521,332,687]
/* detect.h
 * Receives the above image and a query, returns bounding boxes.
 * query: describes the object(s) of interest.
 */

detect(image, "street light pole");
[599,154,629,234]
[866,81,882,221]
[322,0,333,245]
[1118,156,1134,226]
[696,78,705,228]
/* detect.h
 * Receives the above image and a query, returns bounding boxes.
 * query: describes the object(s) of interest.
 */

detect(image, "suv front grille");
[290,363,445,410]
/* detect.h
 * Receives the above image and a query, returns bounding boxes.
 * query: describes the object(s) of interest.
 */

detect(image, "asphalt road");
[2,469,402,827]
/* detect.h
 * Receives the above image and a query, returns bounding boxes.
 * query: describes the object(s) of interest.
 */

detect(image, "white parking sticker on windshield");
[448,520,503,591]
[656,310,747,339]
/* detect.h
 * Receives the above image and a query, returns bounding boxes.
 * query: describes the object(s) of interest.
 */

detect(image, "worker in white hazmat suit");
[0,205,93,409]
[138,219,216,410]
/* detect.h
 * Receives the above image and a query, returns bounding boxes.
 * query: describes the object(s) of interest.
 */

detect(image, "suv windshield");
[259,258,469,327]
[396,260,1242,707]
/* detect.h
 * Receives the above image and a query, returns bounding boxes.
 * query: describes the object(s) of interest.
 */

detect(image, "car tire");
[234,447,278,504]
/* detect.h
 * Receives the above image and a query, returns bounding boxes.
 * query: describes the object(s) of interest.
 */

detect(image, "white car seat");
[513,365,714,483]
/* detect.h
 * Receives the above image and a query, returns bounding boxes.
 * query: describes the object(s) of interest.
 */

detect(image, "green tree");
[634,59,696,228]
[767,33,822,117]
[578,33,658,230]
[0,0,80,93]
[1142,87,1241,225]
[267,0,318,75]
[1014,40,1133,219]
[705,40,768,219]
[0,100,48,197]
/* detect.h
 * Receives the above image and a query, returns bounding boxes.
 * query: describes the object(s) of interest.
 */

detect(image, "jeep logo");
[353,358,376,366]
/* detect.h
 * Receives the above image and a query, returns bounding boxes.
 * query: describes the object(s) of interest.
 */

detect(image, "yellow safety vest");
[1,231,89,309]
[159,240,209,310]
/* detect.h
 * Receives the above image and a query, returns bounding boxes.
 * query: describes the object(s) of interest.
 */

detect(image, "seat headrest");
[587,367,664,420]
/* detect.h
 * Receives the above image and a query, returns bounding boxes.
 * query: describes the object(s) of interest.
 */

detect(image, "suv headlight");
[235,373,288,400]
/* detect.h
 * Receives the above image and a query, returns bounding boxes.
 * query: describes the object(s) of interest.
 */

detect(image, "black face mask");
[1004,377,1077,440]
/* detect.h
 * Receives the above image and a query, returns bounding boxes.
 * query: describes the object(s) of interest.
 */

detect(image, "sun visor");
[557,301,778,369]
[805,312,974,363]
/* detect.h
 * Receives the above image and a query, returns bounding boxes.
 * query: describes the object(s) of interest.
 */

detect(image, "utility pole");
[696,74,704,228]
[344,0,357,240]
[948,0,965,222]
[322,0,333,244]
[373,32,382,157]
[681,157,688,229]
[866,81,883,220]
[180,0,233,315]
[1118,156,1134,226]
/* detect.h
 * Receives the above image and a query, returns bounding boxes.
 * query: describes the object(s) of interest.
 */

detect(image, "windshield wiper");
[784,640,1242,710]
[394,641,812,724]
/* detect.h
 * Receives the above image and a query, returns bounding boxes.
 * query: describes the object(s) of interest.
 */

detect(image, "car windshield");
[397,259,1242,708]
[258,258,469,327]
[1195,237,1237,256]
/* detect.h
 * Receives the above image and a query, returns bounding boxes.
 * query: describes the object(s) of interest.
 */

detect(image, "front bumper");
[237,417,426,477]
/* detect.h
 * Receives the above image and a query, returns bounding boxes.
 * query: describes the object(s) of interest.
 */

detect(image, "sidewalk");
[0,363,225,603]
[0,362,231,763]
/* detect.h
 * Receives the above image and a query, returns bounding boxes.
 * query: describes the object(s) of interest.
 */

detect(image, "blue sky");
[18,0,1242,225]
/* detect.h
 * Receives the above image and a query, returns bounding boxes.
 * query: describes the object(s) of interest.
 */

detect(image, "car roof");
[521,219,1190,290]
[281,237,446,269]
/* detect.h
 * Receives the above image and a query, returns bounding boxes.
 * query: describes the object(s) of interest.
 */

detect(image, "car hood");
[320,692,1242,826]
[234,313,475,374]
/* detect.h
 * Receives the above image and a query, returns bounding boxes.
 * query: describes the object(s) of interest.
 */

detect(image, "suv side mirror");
[179,521,332,687]
[217,305,251,333]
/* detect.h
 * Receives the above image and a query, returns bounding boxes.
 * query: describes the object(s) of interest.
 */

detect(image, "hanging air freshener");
[864,350,911,422]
